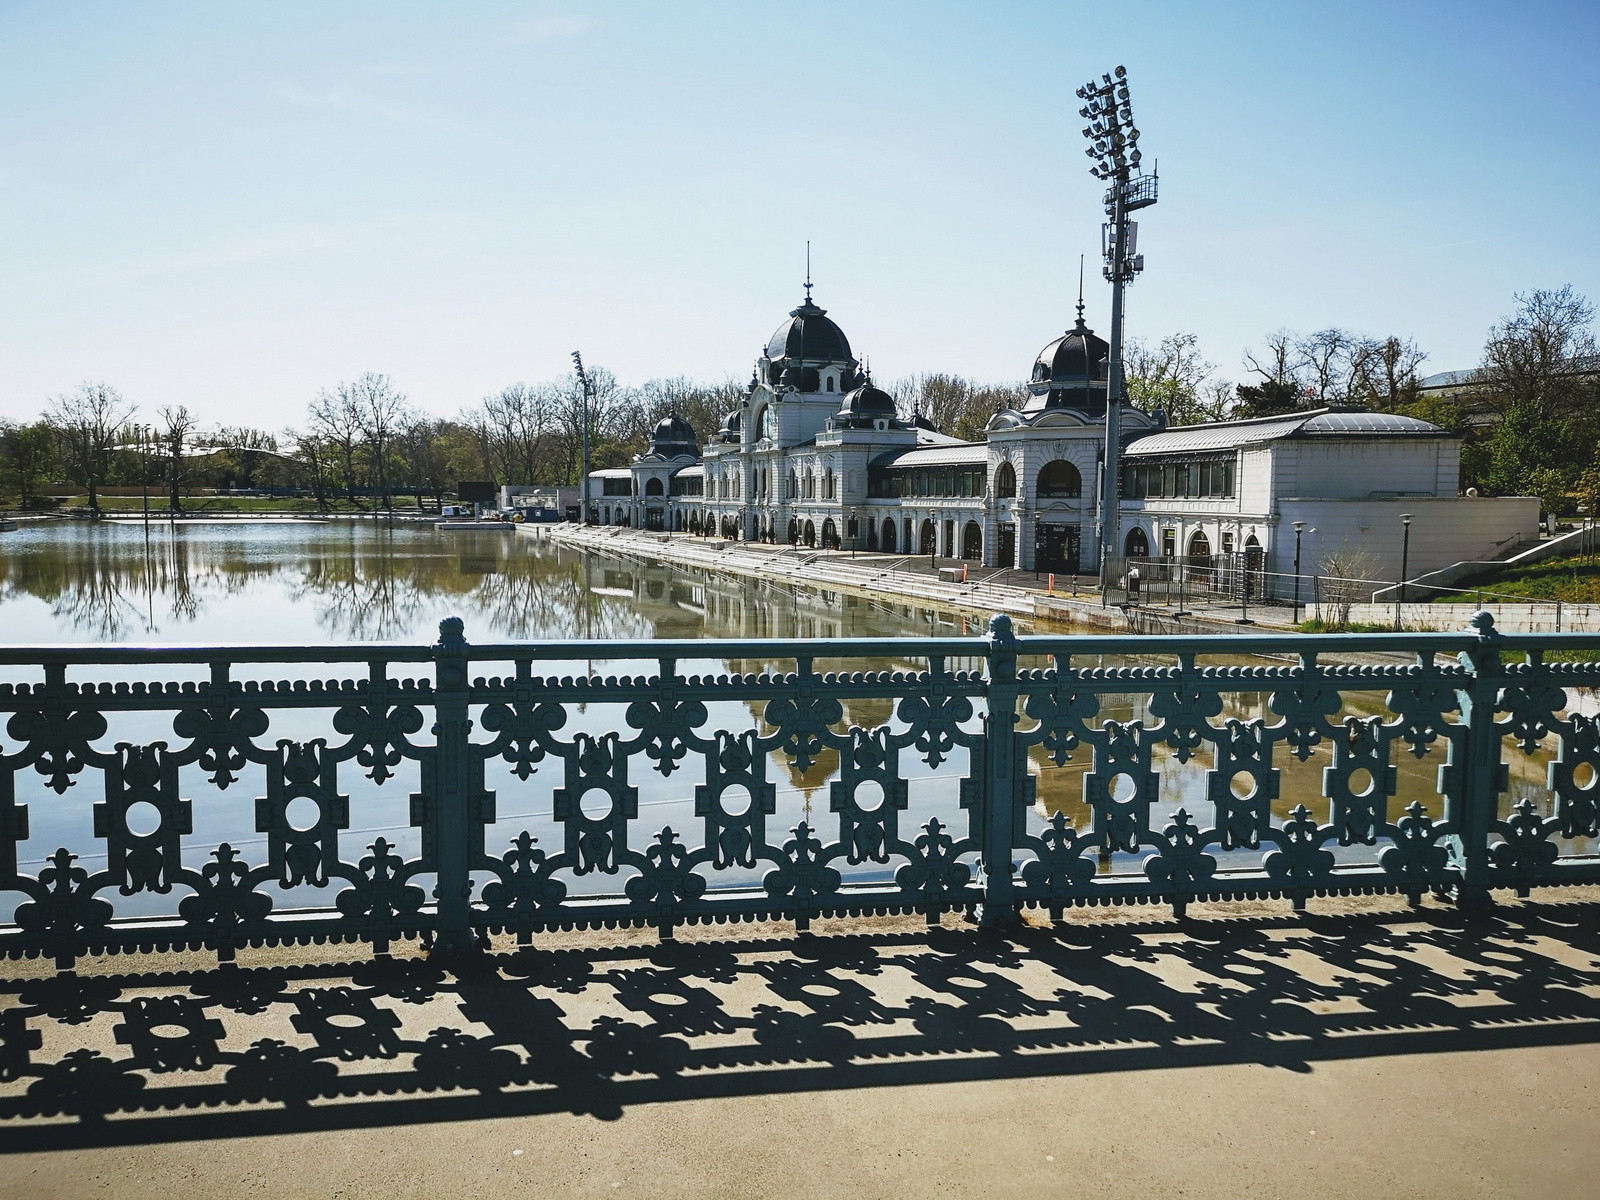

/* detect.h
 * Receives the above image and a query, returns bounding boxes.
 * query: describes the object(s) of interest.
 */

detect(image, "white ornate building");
[586,289,1537,582]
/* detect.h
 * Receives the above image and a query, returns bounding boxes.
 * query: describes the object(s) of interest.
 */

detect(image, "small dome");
[1024,309,1110,413]
[649,412,699,458]
[838,381,897,419]
[718,409,742,443]
[766,296,854,364]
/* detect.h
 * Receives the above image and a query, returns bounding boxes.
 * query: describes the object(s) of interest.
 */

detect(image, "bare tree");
[1316,541,1380,630]
[157,405,197,512]
[1125,332,1222,425]
[1472,286,1598,421]
[49,382,135,517]
[307,384,367,507]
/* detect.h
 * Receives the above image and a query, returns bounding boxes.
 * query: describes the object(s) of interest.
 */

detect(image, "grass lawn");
[1432,555,1600,604]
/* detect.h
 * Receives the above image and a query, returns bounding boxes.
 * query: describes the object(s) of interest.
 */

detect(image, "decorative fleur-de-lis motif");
[1263,805,1335,887]
[625,827,706,909]
[1492,798,1559,879]
[894,816,971,904]
[171,702,268,789]
[896,692,973,770]
[1386,675,1457,759]
[13,848,112,942]
[763,821,841,907]
[1023,687,1098,767]
[336,837,425,925]
[333,699,423,784]
[7,706,108,795]
[1379,801,1448,891]
[179,843,271,934]
[1148,685,1224,764]
[1498,680,1568,755]
[1268,680,1343,761]
[764,693,843,774]
[1144,808,1216,892]
[626,696,708,777]
[1019,812,1096,899]
[481,832,568,914]
[480,697,566,780]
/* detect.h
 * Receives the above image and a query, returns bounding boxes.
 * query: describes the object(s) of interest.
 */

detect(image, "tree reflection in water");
[0,522,973,645]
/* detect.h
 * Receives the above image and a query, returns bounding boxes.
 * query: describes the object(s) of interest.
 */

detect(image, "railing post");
[980,613,1022,929]
[431,615,477,953]
[1449,611,1505,913]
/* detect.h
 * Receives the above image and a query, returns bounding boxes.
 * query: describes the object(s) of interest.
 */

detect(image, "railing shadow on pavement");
[2,897,1599,1151]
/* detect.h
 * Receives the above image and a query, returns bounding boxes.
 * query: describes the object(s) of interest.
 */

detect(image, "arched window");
[995,461,1016,499]
[826,376,835,392]
[804,520,816,547]
[882,519,897,553]
[1124,527,1149,557]
[821,518,839,549]
[1036,460,1082,499]
[645,477,664,496]
[961,521,982,560]
[824,468,835,500]
[1187,530,1211,562]
[919,520,937,556]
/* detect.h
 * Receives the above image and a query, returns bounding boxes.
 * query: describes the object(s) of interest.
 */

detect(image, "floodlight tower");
[1077,65,1156,583]
[572,351,595,524]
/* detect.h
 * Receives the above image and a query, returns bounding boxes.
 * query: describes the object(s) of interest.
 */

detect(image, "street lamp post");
[1077,66,1156,599]
[139,425,151,536]
[1292,521,1305,624]
[572,351,595,525]
[1396,513,1414,631]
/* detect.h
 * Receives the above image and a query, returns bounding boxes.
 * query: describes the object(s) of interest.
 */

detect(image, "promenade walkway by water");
[525,523,1302,633]
[4,891,1597,1199]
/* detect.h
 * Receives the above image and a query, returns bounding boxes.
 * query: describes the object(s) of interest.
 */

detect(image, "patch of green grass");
[1434,555,1600,604]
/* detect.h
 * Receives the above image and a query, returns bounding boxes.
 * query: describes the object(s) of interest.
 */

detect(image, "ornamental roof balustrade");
[0,610,1595,967]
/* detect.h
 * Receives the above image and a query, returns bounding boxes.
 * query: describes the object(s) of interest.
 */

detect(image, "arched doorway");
[1036,460,1083,499]
[882,518,897,553]
[919,520,936,556]
[961,521,981,560]
[1125,527,1150,558]
[645,477,664,496]
[804,520,816,547]
[788,518,799,544]
[1187,530,1212,564]
[994,461,1016,498]
[821,518,839,549]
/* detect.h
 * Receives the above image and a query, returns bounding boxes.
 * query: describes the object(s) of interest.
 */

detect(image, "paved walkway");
[528,524,1304,632]
[4,892,1597,1198]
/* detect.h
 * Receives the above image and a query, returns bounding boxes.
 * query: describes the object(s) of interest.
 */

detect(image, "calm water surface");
[0,520,1577,919]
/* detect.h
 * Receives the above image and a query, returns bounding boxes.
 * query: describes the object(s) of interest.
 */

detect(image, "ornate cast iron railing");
[1,611,1597,968]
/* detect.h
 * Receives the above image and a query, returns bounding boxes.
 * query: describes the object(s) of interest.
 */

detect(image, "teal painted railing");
[1,611,1597,967]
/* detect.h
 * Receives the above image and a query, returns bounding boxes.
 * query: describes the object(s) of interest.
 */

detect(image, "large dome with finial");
[649,412,699,458]
[766,296,853,364]
[1024,304,1110,413]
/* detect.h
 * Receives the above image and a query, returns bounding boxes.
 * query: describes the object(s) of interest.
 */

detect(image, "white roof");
[1123,408,1448,456]
[872,443,989,468]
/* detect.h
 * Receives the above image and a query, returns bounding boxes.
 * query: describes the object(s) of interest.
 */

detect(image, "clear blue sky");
[2,1,1596,429]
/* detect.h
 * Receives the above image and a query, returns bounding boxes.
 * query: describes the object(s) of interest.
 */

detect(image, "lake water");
[0,519,1576,920]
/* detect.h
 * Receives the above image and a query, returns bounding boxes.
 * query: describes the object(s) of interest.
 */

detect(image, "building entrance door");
[999,523,1016,569]
[1034,523,1081,573]
[645,507,664,531]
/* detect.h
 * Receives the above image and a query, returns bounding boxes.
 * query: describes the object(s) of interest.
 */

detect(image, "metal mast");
[1077,65,1156,586]
[572,351,595,524]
